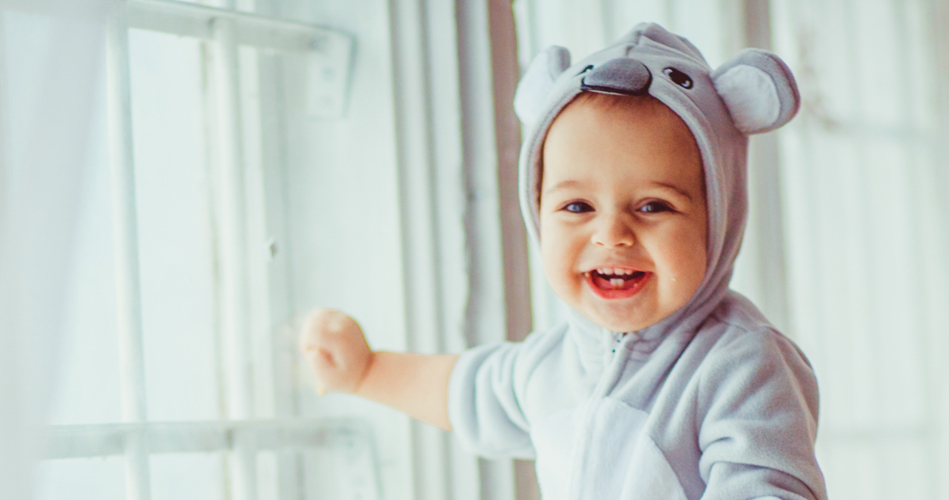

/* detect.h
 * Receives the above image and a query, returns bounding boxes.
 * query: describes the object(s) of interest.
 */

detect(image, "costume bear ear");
[711,48,801,135]
[514,45,571,124]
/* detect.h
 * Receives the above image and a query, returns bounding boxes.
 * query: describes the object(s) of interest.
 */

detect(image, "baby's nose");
[592,215,635,247]
[581,58,652,96]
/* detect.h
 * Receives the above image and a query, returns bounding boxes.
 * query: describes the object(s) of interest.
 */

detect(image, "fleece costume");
[448,23,827,500]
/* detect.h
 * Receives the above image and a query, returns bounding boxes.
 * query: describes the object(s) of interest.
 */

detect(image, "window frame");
[46,2,360,500]
[42,0,531,498]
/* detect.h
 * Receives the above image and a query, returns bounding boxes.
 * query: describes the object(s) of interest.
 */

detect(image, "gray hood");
[513,22,801,340]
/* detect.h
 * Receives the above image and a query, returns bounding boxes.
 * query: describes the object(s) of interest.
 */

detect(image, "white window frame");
[45,2,364,500]
[42,0,533,498]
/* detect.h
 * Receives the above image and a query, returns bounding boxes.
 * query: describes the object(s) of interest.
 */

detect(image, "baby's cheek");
[539,229,582,300]
[661,228,707,303]
[679,250,707,298]
[540,244,571,293]
[682,248,707,301]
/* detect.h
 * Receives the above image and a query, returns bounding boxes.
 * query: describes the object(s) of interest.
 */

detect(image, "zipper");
[568,330,636,499]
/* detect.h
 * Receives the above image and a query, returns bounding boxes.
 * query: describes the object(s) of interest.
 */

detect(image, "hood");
[513,23,800,342]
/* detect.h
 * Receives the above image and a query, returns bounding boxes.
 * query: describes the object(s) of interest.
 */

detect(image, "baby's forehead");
[540,93,705,198]
[543,93,701,165]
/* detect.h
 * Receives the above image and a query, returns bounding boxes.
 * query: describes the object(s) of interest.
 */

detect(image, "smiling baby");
[299,23,827,500]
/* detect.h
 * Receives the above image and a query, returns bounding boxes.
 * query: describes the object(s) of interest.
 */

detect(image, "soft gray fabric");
[450,22,824,500]
[513,45,571,124]
[580,58,653,95]
[711,48,801,134]
[449,295,827,500]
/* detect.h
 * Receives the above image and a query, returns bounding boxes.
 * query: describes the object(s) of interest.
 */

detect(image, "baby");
[300,23,826,500]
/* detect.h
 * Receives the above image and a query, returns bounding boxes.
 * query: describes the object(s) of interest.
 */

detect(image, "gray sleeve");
[448,341,536,459]
[696,329,827,500]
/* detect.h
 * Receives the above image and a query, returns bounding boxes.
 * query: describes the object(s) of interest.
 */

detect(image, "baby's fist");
[298,308,373,394]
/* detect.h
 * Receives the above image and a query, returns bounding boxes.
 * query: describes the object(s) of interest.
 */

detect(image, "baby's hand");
[298,308,373,395]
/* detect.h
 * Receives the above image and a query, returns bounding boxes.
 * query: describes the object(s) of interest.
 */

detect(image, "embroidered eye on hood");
[512,22,801,341]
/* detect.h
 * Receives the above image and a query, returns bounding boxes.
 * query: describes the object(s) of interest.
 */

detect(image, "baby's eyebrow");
[649,182,695,202]
[543,179,696,202]
[542,179,583,196]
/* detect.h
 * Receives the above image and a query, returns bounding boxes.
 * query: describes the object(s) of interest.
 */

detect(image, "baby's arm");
[298,308,458,431]
[697,329,826,499]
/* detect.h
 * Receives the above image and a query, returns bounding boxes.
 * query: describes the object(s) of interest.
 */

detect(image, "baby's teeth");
[610,278,623,287]
[597,267,639,276]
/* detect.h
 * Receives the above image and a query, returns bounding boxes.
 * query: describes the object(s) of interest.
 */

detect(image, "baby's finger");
[302,348,338,391]
[317,347,337,369]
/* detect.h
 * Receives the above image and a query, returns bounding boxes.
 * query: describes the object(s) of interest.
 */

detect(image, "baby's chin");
[582,279,705,333]
[580,304,657,333]
[579,295,688,334]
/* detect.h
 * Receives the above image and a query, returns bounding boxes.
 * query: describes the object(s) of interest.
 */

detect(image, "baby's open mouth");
[584,268,650,299]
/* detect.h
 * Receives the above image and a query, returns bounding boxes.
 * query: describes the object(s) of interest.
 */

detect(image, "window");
[5,0,530,499]
[34,1,383,499]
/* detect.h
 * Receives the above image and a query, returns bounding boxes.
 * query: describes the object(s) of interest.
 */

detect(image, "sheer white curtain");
[0,0,111,498]
[514,0,949,498]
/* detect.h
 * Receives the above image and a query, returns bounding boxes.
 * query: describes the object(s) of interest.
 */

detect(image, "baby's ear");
[711,49,801,135]
[514,46,571,125]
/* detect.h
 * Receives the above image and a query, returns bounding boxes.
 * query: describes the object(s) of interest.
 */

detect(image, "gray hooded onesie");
[448,23,827,500]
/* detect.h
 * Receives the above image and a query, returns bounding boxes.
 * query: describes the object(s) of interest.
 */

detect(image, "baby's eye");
[638,201,672,213]
[563,201,594,213]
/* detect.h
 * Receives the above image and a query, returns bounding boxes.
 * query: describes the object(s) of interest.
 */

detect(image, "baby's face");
[539,94,707,333]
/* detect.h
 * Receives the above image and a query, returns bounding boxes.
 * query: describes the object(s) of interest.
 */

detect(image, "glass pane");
[128,28,221,422]
[301,447,380,500]
[150,453,226,500]
[35,457,126,500]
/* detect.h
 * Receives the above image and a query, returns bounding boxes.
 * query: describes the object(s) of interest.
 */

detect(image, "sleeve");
[696,329,828,500]
[448,340,537,459]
